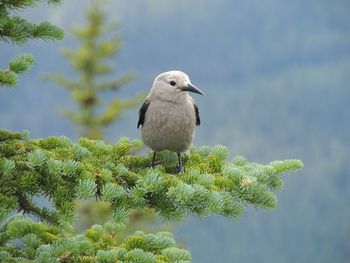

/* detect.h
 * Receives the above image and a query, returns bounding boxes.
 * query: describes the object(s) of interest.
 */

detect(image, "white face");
[150,71,191,101]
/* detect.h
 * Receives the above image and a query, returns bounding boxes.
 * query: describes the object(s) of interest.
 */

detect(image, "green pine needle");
[0,54,35,87]
[0,1,64,88]
[0,129,303,262]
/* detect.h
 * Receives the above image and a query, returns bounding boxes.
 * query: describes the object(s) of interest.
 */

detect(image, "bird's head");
[149,71,204,102]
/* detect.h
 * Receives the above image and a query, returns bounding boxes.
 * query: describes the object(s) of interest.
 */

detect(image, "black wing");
[137,100,150,129]
[193,103,200,126]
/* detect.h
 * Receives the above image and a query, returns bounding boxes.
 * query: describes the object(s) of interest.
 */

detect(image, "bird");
[137,70,204,173]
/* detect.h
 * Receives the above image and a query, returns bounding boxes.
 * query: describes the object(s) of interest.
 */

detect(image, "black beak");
[180,83,205,95]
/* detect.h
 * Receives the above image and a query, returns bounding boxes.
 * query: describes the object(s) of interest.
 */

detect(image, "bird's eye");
[170,81,176,86]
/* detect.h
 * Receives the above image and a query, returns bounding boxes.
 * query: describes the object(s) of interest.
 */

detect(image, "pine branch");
[0,54,35,87]
[0,0,63,10]
[0,16,63,45]
[97,73,136,92]
[0,129,303,261]
[42,74,80,91]
[0,216,191,262]
[0,129,303,224]
[0,0,64,88]
[95,96,142,126]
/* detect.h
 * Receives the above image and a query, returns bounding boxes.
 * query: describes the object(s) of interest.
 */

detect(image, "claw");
[175,153,184,174]
[175,164,184,174]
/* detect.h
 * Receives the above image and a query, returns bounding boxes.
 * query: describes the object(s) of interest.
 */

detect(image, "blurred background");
[1,0,349,262]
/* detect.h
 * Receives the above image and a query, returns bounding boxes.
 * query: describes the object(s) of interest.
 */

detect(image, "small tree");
[0,0,64,87]
[46,0,140,139]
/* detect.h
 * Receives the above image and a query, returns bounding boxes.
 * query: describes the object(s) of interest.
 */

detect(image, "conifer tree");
[0,130,303,262]
[45,0,139,139]
[0,0,64,87]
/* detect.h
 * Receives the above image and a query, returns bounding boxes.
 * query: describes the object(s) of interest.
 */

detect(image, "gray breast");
[141,100,196,153]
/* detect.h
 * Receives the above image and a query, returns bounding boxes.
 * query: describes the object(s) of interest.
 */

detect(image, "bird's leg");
[151,152,157,168]
[150,152,165,167]
[175,153,184,174]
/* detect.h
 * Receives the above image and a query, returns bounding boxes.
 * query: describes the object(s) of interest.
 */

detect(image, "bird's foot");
[150,160,165,168]
[175,164,185,174]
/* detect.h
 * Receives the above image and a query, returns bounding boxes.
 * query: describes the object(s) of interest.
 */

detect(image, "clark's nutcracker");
[137,71,204,173]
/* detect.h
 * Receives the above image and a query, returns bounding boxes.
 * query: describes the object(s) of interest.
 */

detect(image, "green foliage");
[0,129,302,261]
[45,0,141,139]
[0,0,63,87]
[0,218,187,262]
